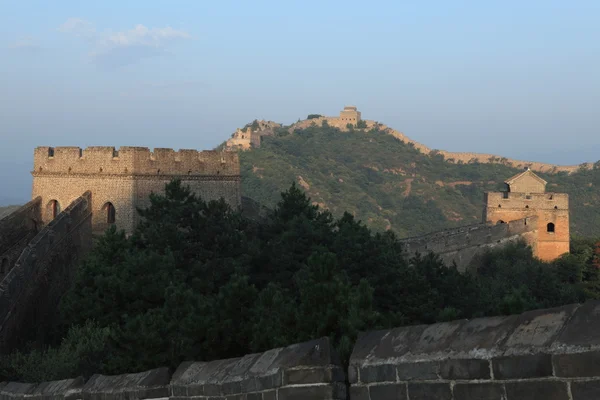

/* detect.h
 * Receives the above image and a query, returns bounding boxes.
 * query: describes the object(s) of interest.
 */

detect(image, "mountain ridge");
[234,121,600,237]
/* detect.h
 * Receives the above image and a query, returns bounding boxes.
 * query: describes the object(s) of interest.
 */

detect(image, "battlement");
[33,146,240,176]
[485,191,569,209]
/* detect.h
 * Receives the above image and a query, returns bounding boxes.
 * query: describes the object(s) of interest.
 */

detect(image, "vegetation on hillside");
[2,181,600,382]
[240,123,600,237]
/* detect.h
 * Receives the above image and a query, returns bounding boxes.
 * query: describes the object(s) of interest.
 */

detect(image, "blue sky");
[1,1,599,203]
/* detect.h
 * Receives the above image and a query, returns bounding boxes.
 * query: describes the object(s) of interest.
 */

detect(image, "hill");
[238,122,600,237]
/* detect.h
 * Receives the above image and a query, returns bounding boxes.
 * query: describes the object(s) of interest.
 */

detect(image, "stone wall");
[0,192,92,353]
[6,302,600,399]
[0,198,42,281]
[0,337,346,400]
[399,217,538,271]
[349,300,600,400]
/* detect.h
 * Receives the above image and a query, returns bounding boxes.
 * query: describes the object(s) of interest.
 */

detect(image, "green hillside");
[239,123,600,238]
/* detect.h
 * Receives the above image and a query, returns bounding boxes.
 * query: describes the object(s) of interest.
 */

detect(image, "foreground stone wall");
[350,300,600,400]
[400,217,537,271]
[0,198,42,281]
[0,338,346,400]
[0,192,92,353]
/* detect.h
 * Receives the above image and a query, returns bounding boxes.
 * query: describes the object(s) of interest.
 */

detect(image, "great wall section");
[0,110,590,398]
[3,301,600,399]
[227,105,595,174]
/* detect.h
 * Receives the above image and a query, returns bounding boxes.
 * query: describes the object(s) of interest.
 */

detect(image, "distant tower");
[483,168,569,261]
[339,106,361,124]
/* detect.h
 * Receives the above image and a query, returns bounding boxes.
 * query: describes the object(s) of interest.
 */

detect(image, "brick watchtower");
[483,169,569,261]
[31,146,241,234]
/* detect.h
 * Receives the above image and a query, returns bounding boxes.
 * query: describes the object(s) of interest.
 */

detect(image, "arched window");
[547,222,555,233]
[103,202,116,224]
[47,200,60,219]
[1,258,8,275]
[497,220,506,224]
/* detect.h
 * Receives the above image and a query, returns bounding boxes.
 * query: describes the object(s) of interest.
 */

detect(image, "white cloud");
[58,18,191,67]
[58,17,96,39]
[8,37,41,51]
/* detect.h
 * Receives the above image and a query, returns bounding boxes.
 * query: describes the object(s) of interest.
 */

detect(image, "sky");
[1,0,599,204]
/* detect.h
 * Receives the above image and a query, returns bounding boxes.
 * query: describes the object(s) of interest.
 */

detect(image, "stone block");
[571,380,600,400]
[262,390,277,400]
[492,354,553,379]
[278,384,340,400]
[448,314,518,356]
[504,380,569,400]
[360,364,396,383]
[553,351,600,378]
[408,383,452,400]
[369,383,407,399]
[396,362,438,381]
[349,386,369,400]
[555,301,600,347]
[439,358,490,380]
[284,366,344,385]
[453,382,505,400]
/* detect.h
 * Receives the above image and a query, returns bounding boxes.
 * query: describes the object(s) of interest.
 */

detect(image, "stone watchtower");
[32,146,242,233]
[339,106,361,124]
[483,169,569,261]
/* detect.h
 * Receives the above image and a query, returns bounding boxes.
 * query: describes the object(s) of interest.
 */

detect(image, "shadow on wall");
[0,192,92,353]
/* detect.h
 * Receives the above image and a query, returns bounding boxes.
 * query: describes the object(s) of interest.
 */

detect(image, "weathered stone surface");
[504,380,569,400]
[369,383,407,400]
[439,358,490,380]
[553,351,600,377]
[453,382,505,400]
[408,383,452,400]
[447,314,518,356]
[396,361,439,381]
[492,354,553,379]
[555,300,600,348]
[571,380,600,400]
[82,367,170,399]
[502,304,578,354]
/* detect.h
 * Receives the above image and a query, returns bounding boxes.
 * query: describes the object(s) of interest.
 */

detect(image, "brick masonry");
[32,146,241,233]
[349,300,600,400]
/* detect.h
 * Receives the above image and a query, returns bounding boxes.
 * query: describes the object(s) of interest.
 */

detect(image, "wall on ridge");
[350,299,600,400]
[290,117,594,174]
[0,192,92,353]
[0,198,42,281]
[0,337,346,400]
[399,217,538,271]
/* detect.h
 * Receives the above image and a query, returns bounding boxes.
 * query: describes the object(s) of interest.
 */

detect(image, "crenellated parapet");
[33,146,240,177]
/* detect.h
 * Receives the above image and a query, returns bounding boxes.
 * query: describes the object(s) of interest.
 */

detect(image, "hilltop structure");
[32,146,242,234]
[483,168,569,261]
[225,120,282,151]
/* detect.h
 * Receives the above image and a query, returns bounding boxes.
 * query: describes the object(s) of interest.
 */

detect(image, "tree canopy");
[2,180,600,381]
